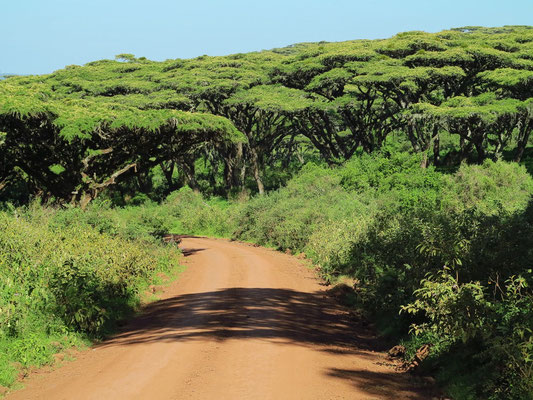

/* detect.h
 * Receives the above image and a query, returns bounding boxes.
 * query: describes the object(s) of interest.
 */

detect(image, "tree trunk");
[406,123,420,152]
[514,122,531,163]
[234,142,245,189]
[474,139,486,163]
[77,162,138,208]
[0,178,9,192]
[239,164,247,192]
[249,147,265,195]
[433,133,440,166]
[179,159,200,193]
[161,161,176,190]
[514,142,527,163]
[80,192,93,210]
[420,152,429,169]
[223,160,233,192]
[419,131,434,169]
[459,136,471,163]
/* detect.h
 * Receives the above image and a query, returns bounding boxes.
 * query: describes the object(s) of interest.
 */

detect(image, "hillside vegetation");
[117,151,530,399]
[1,26,533,399]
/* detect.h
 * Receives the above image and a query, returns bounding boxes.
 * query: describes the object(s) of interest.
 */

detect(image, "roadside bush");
[338,160,533,310]
[234,163,360,252]
[48,200,170,244]
[0,206,181,387]
[403,271,533,400]
[163,187,238,237]
[442,160,533,216]
[305,217,365,281]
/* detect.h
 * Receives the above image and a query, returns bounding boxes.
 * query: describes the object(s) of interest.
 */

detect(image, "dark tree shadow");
[326,368,438,399]
[98,287,385,356]
[94,286,437,398]
[179,247,207,257]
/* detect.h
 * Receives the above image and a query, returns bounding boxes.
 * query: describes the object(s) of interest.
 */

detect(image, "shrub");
[0,205,181,387]
[234,163,358,251]
[164,187,237,237]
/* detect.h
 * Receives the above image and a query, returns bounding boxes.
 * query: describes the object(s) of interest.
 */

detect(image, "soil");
[5,237,437,400]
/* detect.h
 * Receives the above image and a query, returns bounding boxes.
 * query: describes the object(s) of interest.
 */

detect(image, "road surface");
[6,237,433,400]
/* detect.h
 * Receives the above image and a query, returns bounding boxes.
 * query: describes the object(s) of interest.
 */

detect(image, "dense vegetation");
[1,26,533,202]
[108,154,531,399]
[1,26,533,399]
[0,203,182,387]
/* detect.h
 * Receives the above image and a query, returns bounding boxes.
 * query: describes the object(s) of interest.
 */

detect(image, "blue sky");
[2,0,532,75]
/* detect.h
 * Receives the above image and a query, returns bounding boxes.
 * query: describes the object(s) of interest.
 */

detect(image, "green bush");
[442,160,533,216]
[403,271,533,400]
[164,187,238,237]
[0,205,181,387]
[234,163,360,252]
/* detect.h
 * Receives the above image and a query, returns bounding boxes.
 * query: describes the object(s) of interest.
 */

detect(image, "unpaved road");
[6,237,434,400]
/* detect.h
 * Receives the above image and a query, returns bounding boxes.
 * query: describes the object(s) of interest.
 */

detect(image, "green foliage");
[163,187,238,237]
[403,272,533,399]
[1,25,533,399]
[2,26,533,204]
[442,160,533,216]
[234,163,358,254]
[0,204,182,387]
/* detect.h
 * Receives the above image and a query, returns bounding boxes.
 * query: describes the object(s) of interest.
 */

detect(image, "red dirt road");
[6,237,433,400]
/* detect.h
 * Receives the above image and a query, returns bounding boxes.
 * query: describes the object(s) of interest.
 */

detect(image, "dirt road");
[6,237,433,400]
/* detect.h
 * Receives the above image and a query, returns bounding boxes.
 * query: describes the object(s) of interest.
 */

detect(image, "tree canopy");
[1,25,532,201]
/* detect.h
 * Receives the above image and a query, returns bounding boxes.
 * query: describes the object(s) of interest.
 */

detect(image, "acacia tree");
[223,85,312,194]
[0,131,15,193]
[2,26,533,201]
[158,56,269,193]
[417,94,531,162]
[514,99,533,163]
[0,82,241,205]
[479,68,533,161]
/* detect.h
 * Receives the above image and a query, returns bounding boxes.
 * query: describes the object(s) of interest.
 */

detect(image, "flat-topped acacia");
[1,26,532,201]
[0,79,242,204]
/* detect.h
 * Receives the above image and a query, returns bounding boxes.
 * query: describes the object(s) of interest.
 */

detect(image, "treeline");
[1,26,533,203]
